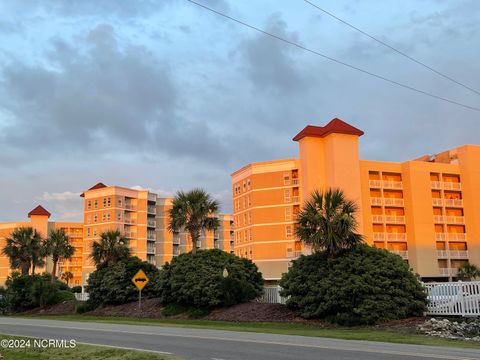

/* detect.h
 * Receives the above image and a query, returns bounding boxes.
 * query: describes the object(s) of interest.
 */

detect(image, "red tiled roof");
[293,118,364,141]
[28,205,51,218]
[80,182,107,197]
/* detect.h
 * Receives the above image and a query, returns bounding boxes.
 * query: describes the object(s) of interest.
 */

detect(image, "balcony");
[372,215,383,223]
[125,232,137,239]
[147,246,156,255]
[431,181,462,190]
[369,180,382,188]
[147,206,156,215]
[292,196,300,203]
[373,232,385,241]
[444,199,463,207]
[370,197,383,206]
[124,204,136,211]
[433,215,444,223]
[147,220,156,228]
[124,218,136,225]
[432,198,443,206]
[292,178,300,186]
[449,250,469,258]
[444,216,465,225]
[383,198,404,207]
[386,233,407,241]
[147,234,156,241]
[439,268,459,276]
[390,250,408,259]
[447,233,466,241]
[172,236,180,245]
[382,181,403,189]
[436,250,448,259]
[384,215,405,224]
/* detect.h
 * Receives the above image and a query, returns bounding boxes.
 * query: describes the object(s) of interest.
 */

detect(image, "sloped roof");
[80,182,107,197]
[293,118,364,141]
[28,205,51,218]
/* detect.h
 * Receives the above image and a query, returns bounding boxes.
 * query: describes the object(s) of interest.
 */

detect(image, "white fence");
[258,286,287,305]
[259,282,480,317]
[74,292,90,301]
[425,281,480,316]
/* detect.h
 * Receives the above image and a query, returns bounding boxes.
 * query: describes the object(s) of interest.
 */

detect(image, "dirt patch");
[22,300,77,315]
[85,298,167,318]
[374,317,427,333]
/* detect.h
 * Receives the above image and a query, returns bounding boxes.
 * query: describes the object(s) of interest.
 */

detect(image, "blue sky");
[0,0,479,221]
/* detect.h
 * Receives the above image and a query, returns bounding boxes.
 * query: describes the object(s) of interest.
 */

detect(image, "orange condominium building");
[0,184,233,287]
[231,118,480,282]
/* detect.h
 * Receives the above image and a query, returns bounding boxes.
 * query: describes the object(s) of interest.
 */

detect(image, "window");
[87,200,91,210]
[107,197,111,207]
[286,225,293,238]
[93,228,97,236]
[94,200,98,208]
[118,199,122,207]
[284,189,291,203]
[117,212,121,221]
[107,213,110,221]
[103,197,107,207]
[93,214,97,223]
[247,179,251,190]
[87,228,91,236]
[102,213,106,221]
[283,172,291,185]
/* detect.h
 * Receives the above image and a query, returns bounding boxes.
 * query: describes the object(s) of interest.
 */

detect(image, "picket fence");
[259,282,480,317]
[74,292,90,301]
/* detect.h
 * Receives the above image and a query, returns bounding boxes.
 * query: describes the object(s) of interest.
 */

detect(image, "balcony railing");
[147,246,156,254]
[124,204,136,211]
[432,198,443,206]
[369,180,382,188]
[386,233,407,241]
[292,178,300,186]
[390,250,408,259]
[444,216,464,224]
[147,207,156,215]
[431,181,462,190]
[292,196,300,203]
[436,249,470,259]
[370,197,383,206]
[436,250,448,258]
[125,232,137,239]
[435,232,467,241]
[147,220,156,227]
[382,181,403,189]
[384,215,405,224]
[124,218,136,225]
[373,232,385,241]
[433,215,444,223]
[444,199,463,207]
[372,215,383,223]
[383,198,404,206]
[439,268,459,276]
[172,236,180,245]
[147,234,156,241]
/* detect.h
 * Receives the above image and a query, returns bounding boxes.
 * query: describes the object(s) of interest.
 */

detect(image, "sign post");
[132,269,149,311]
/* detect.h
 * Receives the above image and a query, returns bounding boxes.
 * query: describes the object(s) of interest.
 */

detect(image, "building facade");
[231,118,480,281]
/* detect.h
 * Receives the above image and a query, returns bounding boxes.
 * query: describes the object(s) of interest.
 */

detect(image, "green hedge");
[280,245,427,325]
[156,249,263,308]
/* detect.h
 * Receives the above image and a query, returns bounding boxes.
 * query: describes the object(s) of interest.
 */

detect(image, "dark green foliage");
[76,300,96,314]
[161,303,210,318]
[70,286,82,293]
[86,256,160,308]
[280,245,427,325]
[0,287,7,315]
[157,249,262,308]
[4,272,70,312]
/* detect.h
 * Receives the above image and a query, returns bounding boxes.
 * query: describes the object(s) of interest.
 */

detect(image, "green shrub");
[161,303,210,318]
[54,290,75,303]
[76,300,96,314]
[157,249,263,308]
[4,273,69,312]
[86,256,160,308]
[70,286,82,293]
[280,245,427,325]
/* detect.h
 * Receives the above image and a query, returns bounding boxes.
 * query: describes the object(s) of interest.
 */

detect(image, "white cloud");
[38,191,81,201]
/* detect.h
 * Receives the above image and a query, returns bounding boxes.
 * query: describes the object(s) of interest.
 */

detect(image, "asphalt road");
[0,317,479,360]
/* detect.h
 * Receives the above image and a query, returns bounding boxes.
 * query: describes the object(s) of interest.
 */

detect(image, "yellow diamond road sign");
[132,269,149,291]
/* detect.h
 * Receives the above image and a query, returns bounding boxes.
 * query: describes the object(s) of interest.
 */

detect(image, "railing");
[292,196,300,203]
[432,198,443,206]
[445,199,463,207]
[147,207,156,215]
[390,250,408,259]
[147,234,156,241]
[386,233,407,241]
[147,246,156,254]
[382,180,403,189]
[431,181,442,189]
[436,250,469,259]
[433,215,444,223]
[436,250,448,258]
[147,220,156,227]
[372,215,383,223]
[292,178,299,186]
[373,232,385,240]
[383,198,404,206]
[435,232,467,241]
[257,286,287,305]
[439,268,459,276]
[384,215,405,224]
[75,293,90,302]
[124,218,136,225]
[444,216,464,224]
[425,281,480,316]
[370,197,383,206]
[125,232,137,238]
[369,180,382,188]
[124,204,136,210]
[172,237,180,245]
[431,181,462,190]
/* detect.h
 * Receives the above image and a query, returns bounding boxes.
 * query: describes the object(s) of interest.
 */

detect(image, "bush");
[70,286,82,293]
[157,249,263,308]
[54,290,75,303]
[280,245,427,325]
[76,300,96,314]
[86,256,160,308]
[4,272,69,312]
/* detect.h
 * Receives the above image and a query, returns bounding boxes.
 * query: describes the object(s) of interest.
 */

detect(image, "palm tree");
[296,188,363,257]
[61,271,74,286]
[91,230,130,266]
[168,189,220,254]
[2,227,44,275]
[44,229,75,281]
[457,264,480,281]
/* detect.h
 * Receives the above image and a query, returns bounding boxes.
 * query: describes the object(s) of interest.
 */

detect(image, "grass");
[0,334,179,360]
[12,314,480,350]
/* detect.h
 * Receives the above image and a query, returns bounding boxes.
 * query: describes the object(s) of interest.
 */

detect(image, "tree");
[91,230,130,267]
[44,229,75,281]
[61,271,74,286]
[296,188,363,257]
[2,227,44,275]
[280,245,427,325]
[457,264,480,281]
[168,189,220,254]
